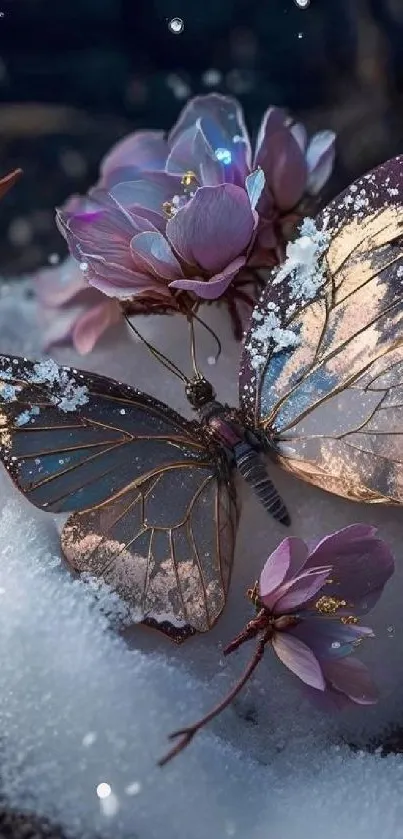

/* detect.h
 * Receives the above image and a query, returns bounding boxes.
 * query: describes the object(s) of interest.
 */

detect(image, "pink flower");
[100,95,335,213]
[159,524,393,766]
[57,95,335,307]
[57,172,265,304]
[254,524,394,706]
[35,256,121,355]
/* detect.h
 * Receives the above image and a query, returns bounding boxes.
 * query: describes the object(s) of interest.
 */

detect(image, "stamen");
[341,616,359,625]
[181,170,198,188]
[315,596,347,615]
[247,581,260,609]
[162,201,175,218]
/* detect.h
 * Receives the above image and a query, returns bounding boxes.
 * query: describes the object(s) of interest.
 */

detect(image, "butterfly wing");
[240,155,403,503]
[0,355,237,639]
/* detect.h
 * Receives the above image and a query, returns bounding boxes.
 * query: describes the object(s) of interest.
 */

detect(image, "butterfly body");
[186,376,290,524]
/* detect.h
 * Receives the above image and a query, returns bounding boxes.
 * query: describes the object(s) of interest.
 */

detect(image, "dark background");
[0,0,403,273]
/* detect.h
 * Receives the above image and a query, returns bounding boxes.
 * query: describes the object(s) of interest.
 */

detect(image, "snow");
[245,217,331,371]
[273,216,330,302]
[28,358,90,412]
[0,276,403,837]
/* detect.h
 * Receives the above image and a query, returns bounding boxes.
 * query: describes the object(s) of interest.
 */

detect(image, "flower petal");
[273,567,332,613]
[40,305,84,350]
[35,257,86,307]
[166,184,256,273]
[245,169,265,210]
[290,122,307,151]
[100,130,168,180]
[72,299,122,354]
[307,525,377,557]
[166,126,199,175]
[130,231,183,281]
[59,209,139,273]
[169,256,245,300]
[109,172,182,219]
[322,657,379,704]
[168,93,252,176]
[272,633,325,690]
[254,107,307,211]
[166,122,227,186]
[259,537,307,604]
[306,130,336,195]
[307,525,395,613]
[290,618,374,660]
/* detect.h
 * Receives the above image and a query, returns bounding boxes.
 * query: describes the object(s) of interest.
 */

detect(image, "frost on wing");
[28,359,89,412]
[244,217,330,372]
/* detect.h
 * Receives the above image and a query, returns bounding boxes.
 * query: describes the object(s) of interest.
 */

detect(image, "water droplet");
[226,68,254,94]
[331,641,341,649]
[59,149,87,178]
[207,355,216,366]
[8,217,33,247]
[96,782,111,799]
[294,0,310,7]
[166,73,191,100]
[48,253,60,265]
[120,408,126,415]
[215,148,232,165]
[79,261,88,271]
[202,68,222,87]
[297,32,304,39]
[125,781,142,796]
[82,731,97,747]
[168,17,184,34]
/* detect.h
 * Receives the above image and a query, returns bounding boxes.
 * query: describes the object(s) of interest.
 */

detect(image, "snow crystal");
[28,358,89,412]
[246,306,300,370]
[30,358,61,384]
[273,217,330,303]
[0,382,21,401]
[15,405,40,426]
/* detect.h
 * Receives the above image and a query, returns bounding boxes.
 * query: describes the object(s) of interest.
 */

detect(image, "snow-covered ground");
[1,278,403,838]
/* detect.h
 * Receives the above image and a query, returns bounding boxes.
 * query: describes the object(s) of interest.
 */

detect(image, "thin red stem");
[158,628,272,767]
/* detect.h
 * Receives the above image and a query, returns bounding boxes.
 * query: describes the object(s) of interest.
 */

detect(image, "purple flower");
[159,523,392,766]
[57,95,335,311]
[57,173,264,304]
[100,95,335,213]
[35,256,122,355]
[256,524,394,706]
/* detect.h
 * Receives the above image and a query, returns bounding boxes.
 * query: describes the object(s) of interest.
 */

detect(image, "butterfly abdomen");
[233,442,290,526]
[200,403,290,526]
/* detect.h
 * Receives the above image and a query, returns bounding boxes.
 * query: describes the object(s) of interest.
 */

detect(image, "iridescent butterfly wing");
[240,155,403,504]
[0,356,237,641]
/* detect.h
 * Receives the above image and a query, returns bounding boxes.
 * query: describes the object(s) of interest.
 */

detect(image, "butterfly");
[1,156,403,642]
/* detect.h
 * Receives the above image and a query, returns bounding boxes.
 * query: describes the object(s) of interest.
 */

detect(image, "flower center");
[315,595,347,615]
[162,170,199,219]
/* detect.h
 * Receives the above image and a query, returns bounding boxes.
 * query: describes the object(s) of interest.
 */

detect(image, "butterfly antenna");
[191,311,222,364]
[188,315,202,379]
[124,315,190,384]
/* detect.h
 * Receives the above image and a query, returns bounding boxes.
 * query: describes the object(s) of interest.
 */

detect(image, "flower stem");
[158,628,271,767]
